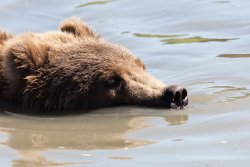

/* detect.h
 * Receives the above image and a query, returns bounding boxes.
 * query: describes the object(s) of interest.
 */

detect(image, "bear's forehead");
[80,40,140,63]
[52,39,145,73]
[85,41,133,58]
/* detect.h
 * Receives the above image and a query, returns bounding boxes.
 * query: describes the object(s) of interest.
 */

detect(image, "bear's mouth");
[136,95,188,110]
[170,96,189,109]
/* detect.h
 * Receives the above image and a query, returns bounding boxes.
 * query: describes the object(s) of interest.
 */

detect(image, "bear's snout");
[163,85,188,109]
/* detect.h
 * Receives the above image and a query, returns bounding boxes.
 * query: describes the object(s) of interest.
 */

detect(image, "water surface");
[0,0,250,166]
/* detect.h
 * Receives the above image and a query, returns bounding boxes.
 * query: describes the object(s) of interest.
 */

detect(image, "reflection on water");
[162,36,237,44]
[0,132,8,143]
[13,158,86,167]
[121,31,130,34]
[76,0,110,8]
[164,114,188,126]
[0,105,188,165]
[214,0,230,3]
[133,33,185,39]
[132,33,237,44]
[109,156,133,160]
[218,54,250,58]
[210,86,248,93]
[209,85,250,103]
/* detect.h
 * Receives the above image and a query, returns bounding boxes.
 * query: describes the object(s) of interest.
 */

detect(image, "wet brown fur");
[0,30,12,94]
[0,17,172,111]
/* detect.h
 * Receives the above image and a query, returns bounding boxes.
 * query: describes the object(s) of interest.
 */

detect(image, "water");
[0,0,250,166]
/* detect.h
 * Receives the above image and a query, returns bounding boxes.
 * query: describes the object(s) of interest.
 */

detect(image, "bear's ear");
[60,17,100,39]
[0,30,12,45]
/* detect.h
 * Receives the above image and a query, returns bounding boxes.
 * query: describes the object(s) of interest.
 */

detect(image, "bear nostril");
[173,90,182,105]
[163,86,176,103]
[164,85,188,108]
[182,88,188,100]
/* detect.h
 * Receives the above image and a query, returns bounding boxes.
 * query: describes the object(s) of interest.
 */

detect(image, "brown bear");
[0,17,188,111]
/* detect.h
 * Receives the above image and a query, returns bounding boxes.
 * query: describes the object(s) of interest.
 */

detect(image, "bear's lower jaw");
[133,96,188,110]
[170,96,188,110]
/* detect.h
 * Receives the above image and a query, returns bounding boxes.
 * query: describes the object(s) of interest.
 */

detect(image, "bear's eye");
[105,76,121,88]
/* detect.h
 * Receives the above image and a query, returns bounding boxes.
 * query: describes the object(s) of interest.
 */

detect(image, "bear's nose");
[163,85,188,109]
